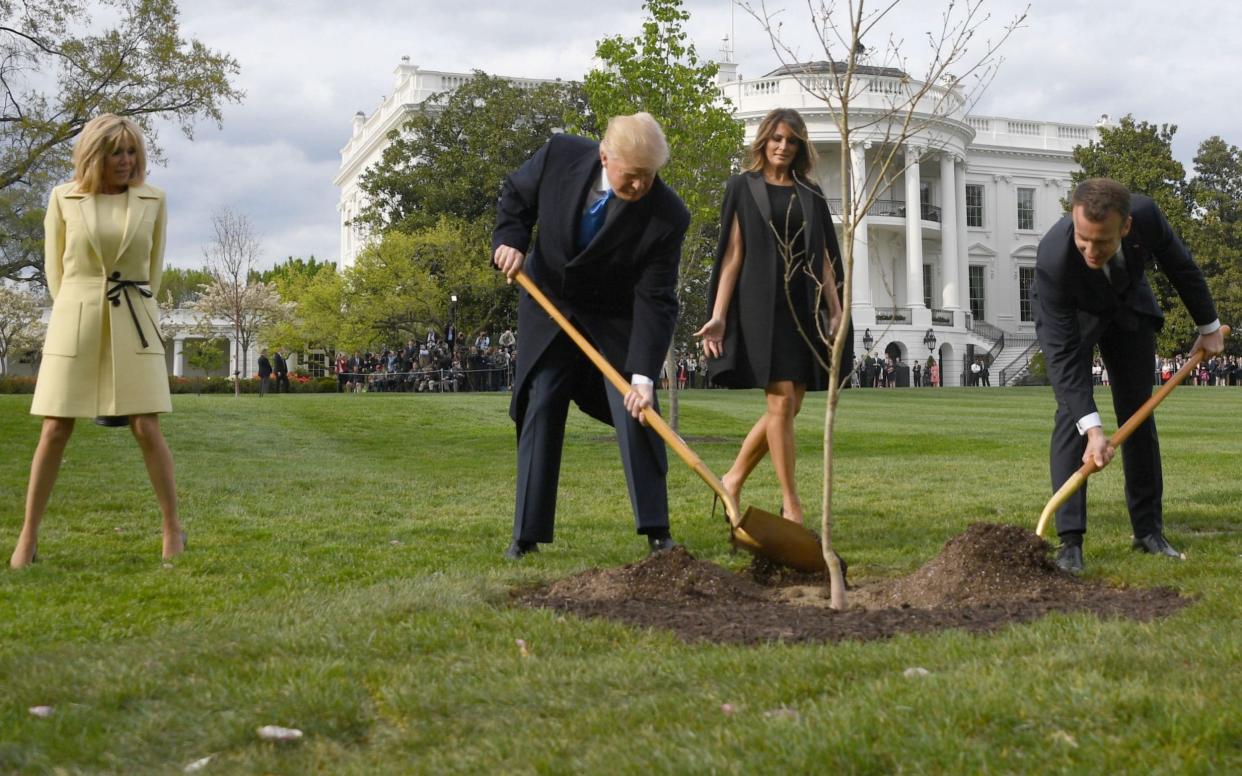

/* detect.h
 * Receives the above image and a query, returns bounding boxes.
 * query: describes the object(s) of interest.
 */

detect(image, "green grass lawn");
[2,387,1240,774]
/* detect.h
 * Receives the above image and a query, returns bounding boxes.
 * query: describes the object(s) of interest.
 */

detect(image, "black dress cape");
[705,171,853,390]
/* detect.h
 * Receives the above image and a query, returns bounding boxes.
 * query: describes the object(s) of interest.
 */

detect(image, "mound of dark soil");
[535,546,765,605]
[851,523,1069,608]
[515,523,1191,645]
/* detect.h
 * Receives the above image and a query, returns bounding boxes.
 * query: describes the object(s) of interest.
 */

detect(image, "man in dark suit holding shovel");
[1033,178,1223,573]
[492,113,690,560]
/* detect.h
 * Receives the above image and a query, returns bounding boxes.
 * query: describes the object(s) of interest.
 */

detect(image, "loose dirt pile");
[852,522,1068,608]
[515,523,1190,645]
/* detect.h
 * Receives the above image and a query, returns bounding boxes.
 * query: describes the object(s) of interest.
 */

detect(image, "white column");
[904,145,925,311]
[173,336,185,377]
[848,142,873,324]
[228,337,239,378]
[956,164,969,324]
[939,153,961,313]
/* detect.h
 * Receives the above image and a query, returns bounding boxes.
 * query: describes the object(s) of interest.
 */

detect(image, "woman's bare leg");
[11,417,75,568]
[129,414,184,559]
[764,381,808,524]
[722,414,770,504]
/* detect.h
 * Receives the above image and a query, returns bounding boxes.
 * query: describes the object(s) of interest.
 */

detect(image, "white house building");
[336,57,1103,386]
[333,57,558,267]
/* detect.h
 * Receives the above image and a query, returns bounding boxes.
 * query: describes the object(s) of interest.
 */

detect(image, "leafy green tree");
[355,73,593,236]
[184,338,226,379]
[1190,137,1242,355]
[258,256,335,287]
[266,264,346,355]
[157,267,214,307]
[1071,115,1191,233]
[340,219,507,351]
[1,0,244,283]
[583,0,745,424]
[0,184,51,285]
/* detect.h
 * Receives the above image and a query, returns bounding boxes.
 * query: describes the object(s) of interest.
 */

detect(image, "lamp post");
[923,328,938,388]
[862,328,874,351]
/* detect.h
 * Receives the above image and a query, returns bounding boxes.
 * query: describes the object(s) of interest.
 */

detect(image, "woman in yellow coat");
[10,114,185,568]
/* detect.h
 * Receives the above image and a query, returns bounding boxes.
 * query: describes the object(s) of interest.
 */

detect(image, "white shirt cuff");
[631,374,653,387]
[1198,319,1222,335]
[1076,412,1103,435]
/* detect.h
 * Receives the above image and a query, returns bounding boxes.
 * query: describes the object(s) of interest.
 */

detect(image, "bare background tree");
[745,0,1028,607]
[194,208,290,396]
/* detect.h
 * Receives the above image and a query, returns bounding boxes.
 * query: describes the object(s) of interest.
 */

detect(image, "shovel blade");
[733,506,827,573]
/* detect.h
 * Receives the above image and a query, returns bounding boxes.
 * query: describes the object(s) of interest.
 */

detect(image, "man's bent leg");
[513,336,577,544]
[1051,404,1089,540]
[1099,322,1163,539]
[604,381,669,535]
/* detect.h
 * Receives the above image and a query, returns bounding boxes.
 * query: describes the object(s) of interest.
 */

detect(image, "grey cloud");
[148,0,1240,268]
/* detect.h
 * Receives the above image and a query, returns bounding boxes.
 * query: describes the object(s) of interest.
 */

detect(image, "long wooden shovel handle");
[514,270,744,531]
[1036,324,1231,536]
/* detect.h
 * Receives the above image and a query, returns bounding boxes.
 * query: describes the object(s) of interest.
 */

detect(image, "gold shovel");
[515,270,827,572]
[1036,324,1230,537]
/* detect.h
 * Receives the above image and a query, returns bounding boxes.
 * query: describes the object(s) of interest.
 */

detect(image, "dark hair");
[745,108,817,180]
[1072,178,1131,222]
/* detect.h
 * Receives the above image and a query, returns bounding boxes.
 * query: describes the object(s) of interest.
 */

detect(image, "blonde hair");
[745,108,818,180]
[72,114,147,193]
[600,112,669,171]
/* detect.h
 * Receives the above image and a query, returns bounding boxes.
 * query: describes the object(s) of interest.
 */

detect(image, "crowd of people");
[848,355,942,388]
[332,331,515,394]
[1157,353,1241,386]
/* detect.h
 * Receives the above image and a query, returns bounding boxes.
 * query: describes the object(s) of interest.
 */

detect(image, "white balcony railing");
[727,71,968,122]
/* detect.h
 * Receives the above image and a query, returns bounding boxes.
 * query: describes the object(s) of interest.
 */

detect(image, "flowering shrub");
[0,376,37,394]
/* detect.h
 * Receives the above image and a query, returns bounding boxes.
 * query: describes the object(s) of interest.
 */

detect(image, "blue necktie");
[577,189,613,252]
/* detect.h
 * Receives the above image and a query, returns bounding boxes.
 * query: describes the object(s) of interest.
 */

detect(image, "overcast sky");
[144,0,1242,268]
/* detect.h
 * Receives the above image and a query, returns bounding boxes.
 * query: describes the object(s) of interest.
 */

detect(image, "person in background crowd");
[274,349,290,393]
[258,349,273,397]
[335,353,350,393]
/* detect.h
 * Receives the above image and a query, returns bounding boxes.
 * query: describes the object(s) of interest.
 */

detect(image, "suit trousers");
[513,332,669,543]
[1051,318,1163,540]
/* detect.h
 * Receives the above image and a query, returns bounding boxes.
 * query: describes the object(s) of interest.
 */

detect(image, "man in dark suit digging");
[1033,178,1223,573]
[492,113,690,560]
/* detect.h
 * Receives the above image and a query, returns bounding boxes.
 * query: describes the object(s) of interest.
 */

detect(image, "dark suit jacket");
[1033,195,1217,421]
[273,353,288,375]
[258,355,273,378]
[705,172,853,390]
[492,134,690,425]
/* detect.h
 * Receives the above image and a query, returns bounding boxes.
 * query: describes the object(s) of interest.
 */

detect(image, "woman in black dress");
[696,108,851,525]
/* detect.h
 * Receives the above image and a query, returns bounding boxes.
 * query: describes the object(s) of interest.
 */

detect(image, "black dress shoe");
[1055,544,1084,574]
[647,535,680,554]
[504,540,538,560]
[1132,533,1184,559]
